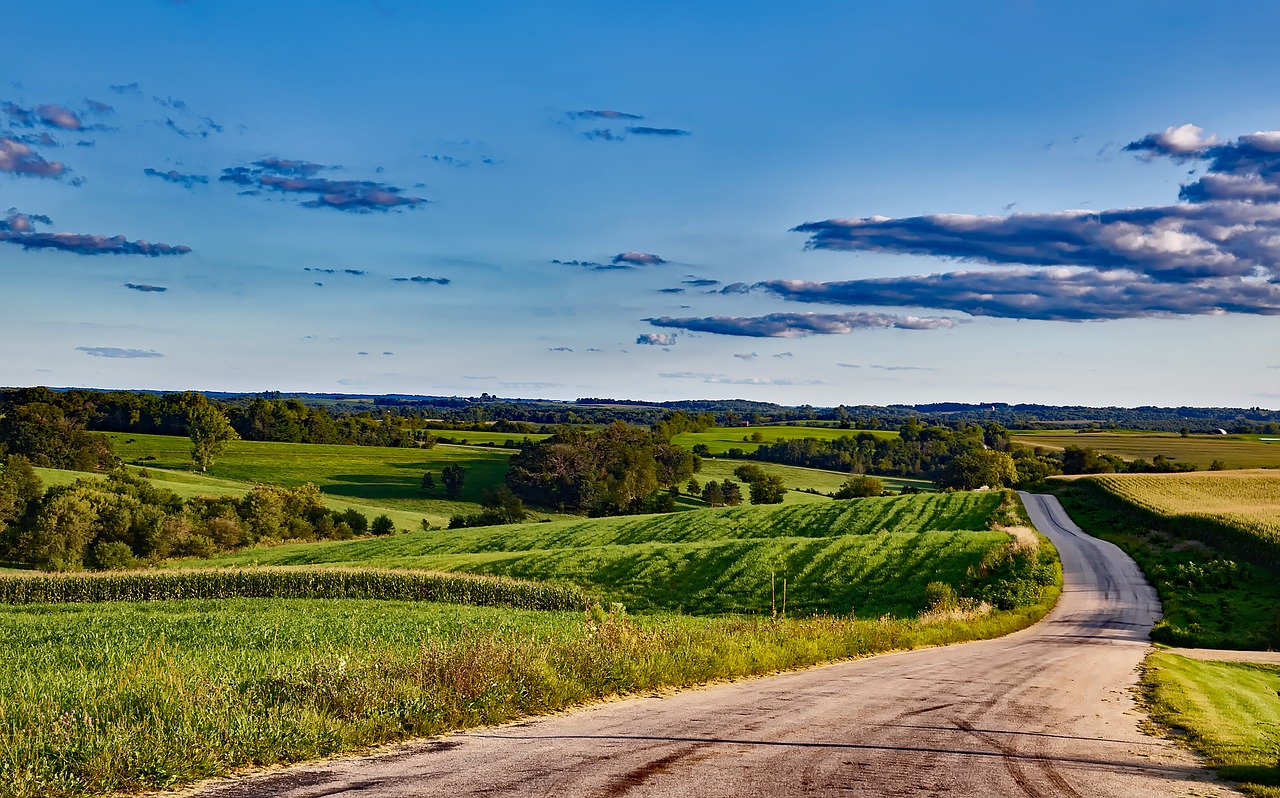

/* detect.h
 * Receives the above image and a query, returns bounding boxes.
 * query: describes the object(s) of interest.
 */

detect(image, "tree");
[371,514,395,536]
[834,474,883,499]
[421,472,436,490]
[721,478,743,506]
[441,464,466,499]
[686,477,701,495]
[747,474,786,505]
[701,480,724,507]
[188,405,238,473]
[733,463,766,484]
[939,450,1018,490]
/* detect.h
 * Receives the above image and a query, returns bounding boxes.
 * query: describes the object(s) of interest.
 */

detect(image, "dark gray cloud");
[733,352,759,361]
[305,267,367,276]
[683,278,720,287]
[391,275,450,285]
[583,129,624,142]
[838,363,934,372]
[0,137,65,177]
[551,258,629,271]
[220,157,425,212]
[779,124,1280,322]
[11,132,58,147]
[612,251,666,267]
[759,269,1280,320]
[658,287,685,294]
[773,352,794,358]
[645,311,959,338]
[143,168,208,188]
[567,110,644,121]
[548,346,573,352]
[124,283,167,292]
[636,333,676,346]
[75,140,95,147]
[3,102,85,130]
[76,346,162,358]
[0,207,190,256]
[109,83,141,95]
[84,99,113,116]
[626,126,691,137]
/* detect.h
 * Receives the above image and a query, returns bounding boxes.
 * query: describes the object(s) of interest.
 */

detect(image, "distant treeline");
[728,421,1201,486]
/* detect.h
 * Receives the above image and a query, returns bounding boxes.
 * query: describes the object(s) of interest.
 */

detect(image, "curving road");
[188,493,1236,797]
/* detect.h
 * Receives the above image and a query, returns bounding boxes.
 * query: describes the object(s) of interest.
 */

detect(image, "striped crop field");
[1087,470,1280,540]
[186,492,1007,616]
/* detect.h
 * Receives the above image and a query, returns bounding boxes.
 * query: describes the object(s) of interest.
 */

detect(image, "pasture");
[673,425,898,455]
[188,492,1007,616]
[685,457,932,503]
[105,433,560,526]
[1010,430,1280,470]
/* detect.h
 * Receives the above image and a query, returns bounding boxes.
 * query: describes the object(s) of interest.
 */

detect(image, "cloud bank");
[783,124,1280,321]
[0,208,191,256]
[645,311,959,338]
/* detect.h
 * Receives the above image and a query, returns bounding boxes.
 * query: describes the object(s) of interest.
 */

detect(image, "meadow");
[1010,430,1280,469]
[1143,653,1280,797]
[105,433,570,526]
[0,591,1057,798]
[686,456,933,501]
[673,424,898,455]
[186,493,1007,615]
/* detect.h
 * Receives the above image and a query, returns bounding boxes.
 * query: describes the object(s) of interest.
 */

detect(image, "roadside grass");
[0,587,1058,798]
[673,425,898,455]
[1143,652,1280,797]
[102,433,574,525]
[1010,430,1280,470]
[184,493,1006,616]
[1053,477,1280,649]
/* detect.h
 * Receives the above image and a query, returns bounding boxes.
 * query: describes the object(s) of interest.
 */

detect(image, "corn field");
[0,568,586,611]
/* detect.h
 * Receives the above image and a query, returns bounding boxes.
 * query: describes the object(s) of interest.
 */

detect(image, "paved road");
[188,493,1236,797]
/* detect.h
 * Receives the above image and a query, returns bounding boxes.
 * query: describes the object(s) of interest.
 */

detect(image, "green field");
[673,425,898,455]
[0,589,1057,798]
[428,430,551,446]
[190,493,1007,615]
[1011,430,1280,469]
[1144,652,1280,797]
[105,433,567,526]
[685,457,932,503]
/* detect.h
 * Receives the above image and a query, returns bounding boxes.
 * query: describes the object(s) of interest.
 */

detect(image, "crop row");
[0,568,587,611]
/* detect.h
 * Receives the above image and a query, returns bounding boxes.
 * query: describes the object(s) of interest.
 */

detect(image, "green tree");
[747,474,786,504]
[441,464,466,499]
[701,480,724,507]
[939,450,1019,490]
[188,405,239,473]
[371,514,395,536]
[421,471,436,490]
[834,474,883,499]
[721,478,743,506]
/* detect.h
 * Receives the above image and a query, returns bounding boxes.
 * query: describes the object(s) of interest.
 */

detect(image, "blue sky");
[3,0,1279,407]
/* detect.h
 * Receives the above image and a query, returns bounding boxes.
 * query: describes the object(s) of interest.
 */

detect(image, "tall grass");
[0,590,1058,798]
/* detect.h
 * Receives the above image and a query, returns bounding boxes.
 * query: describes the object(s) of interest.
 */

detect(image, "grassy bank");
[0,588,1058,798]
[1143,652,1280,797]
[1054,475,1280,648]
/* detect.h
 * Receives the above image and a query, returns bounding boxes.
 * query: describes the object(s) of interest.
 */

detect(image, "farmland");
[187,493,1008,615]
[105,433,565,526]
[0,489,1059,798]
[1054,471,1280,648]
[674,425,898,455]
[1011,430,1280,470]
[687,457,933,501]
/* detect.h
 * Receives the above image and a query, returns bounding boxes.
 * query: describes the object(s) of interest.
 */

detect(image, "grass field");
[684,457,932,504]
[673,425,898,455]
[1011,430,1280,470]
[427,430,551,445]
[0,589,1058,798]
[1144,652,1280,797]
[104,433,570,526]
[187,492,1007,615]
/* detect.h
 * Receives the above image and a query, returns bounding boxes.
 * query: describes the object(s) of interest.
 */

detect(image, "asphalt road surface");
[187,493,1236,797]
